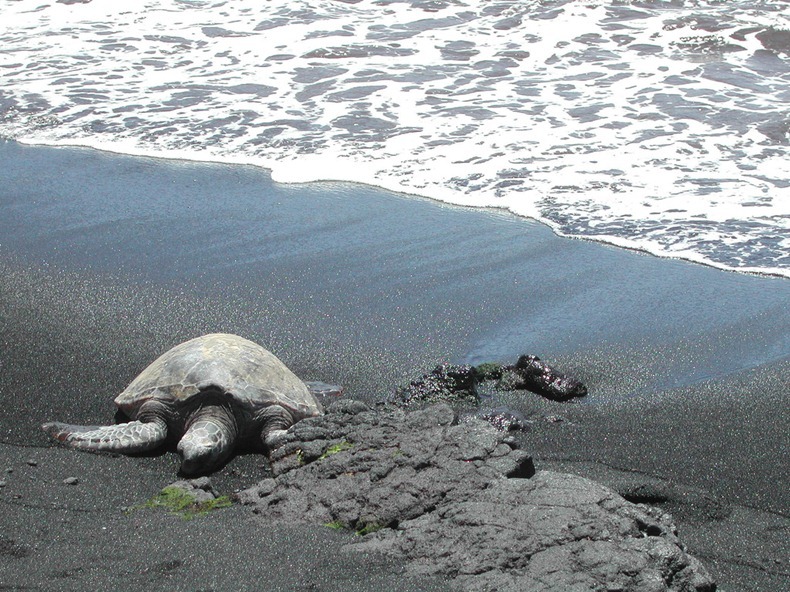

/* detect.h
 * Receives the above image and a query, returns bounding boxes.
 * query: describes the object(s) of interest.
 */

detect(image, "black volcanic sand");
[0,140,788,591]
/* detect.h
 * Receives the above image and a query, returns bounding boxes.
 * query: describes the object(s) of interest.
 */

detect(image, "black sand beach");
[1,141,788,590]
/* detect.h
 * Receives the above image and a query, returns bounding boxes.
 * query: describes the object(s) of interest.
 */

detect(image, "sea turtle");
[42,333,329,474]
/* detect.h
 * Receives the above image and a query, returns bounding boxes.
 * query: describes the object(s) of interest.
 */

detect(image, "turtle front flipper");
[255,405,295,452]
[42,419,167,454]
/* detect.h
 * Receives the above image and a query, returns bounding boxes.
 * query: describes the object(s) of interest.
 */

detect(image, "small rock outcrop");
[498,355,587,401]
[389,355,587,413]
[465,406,529,432]
[388,364,480,407]
[238,401,715,591]
[167,476,221,504]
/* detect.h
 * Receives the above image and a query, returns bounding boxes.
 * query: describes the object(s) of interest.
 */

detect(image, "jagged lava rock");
[463,406,529,432]
[166,476,220,503]
[499,355,587,401]
[388,363,480,407]
[237,401,714,592]
[239,400,533,531]
[357,473,715,592]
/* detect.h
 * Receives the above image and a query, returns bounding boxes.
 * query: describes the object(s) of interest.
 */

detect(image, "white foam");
[0,0,787,277]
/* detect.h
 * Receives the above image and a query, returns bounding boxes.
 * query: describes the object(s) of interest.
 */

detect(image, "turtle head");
[177,406,238,474]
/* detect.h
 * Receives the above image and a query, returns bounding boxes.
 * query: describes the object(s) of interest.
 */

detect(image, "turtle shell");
[114,333,323,420]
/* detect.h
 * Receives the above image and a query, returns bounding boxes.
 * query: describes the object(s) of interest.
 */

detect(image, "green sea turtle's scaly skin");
[42,420,167,453]
[42,333,324,473]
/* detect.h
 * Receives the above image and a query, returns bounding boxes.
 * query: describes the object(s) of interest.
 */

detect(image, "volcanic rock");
[499,355,587,401]
[388,363,479,407]
[238,401,715,591]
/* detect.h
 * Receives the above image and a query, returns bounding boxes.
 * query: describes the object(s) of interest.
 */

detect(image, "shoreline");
[1,140,788,590]
[8,137,789,280]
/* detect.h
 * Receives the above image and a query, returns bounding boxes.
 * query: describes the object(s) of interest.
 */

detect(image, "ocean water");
[0,0,788,277]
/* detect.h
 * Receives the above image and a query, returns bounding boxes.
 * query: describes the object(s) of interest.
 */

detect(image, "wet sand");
[0,140,788,590]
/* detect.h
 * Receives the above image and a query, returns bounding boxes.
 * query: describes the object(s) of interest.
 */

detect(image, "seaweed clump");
[129,479,232,520]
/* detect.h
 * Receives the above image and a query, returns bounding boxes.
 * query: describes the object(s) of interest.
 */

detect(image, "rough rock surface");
[388,363,480,407]
[237,401,715,592]
[463,405,529,432]
[499,355,588,401]
[166,476,221,503]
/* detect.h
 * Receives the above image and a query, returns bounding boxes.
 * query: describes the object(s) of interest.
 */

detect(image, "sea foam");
[0,0,787,276]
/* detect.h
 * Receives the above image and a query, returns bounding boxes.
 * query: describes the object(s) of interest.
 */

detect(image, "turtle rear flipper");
[303,381,343,408]
[42,420,167,454]
[304,381,343,397]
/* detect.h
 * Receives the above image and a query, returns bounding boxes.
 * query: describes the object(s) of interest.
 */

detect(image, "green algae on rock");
[130,479,232,520]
